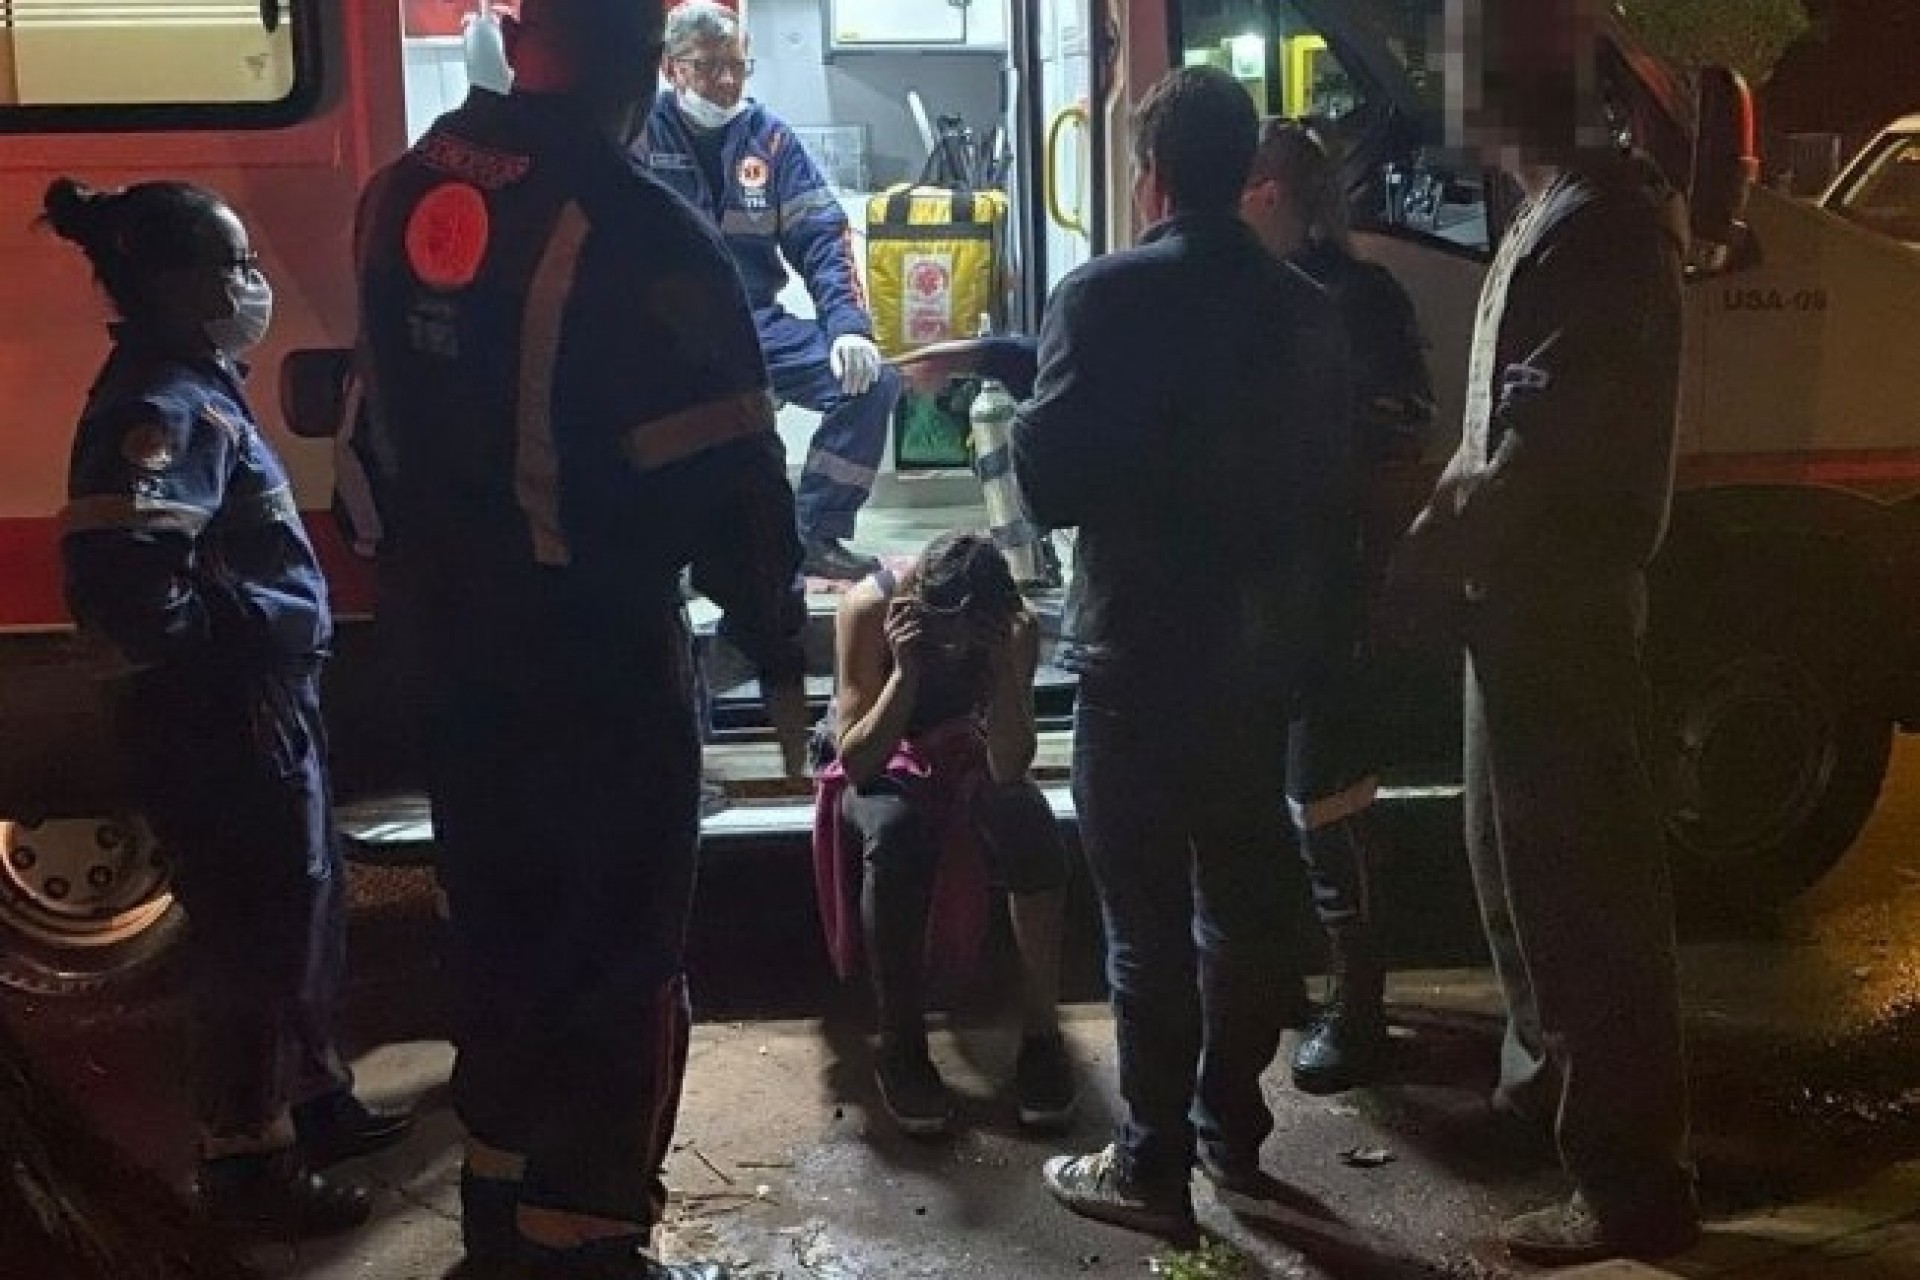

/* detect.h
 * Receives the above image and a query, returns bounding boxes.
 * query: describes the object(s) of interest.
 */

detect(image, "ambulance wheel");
[0,816,184,998]
[1649,606,1891,918]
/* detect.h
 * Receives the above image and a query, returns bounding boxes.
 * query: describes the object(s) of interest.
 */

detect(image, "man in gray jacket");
[1394,0,1700,1266]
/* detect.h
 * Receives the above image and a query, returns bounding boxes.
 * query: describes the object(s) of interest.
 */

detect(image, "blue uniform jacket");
[355,89,805,684]
[638,97,871,344]
[61,328,332,672]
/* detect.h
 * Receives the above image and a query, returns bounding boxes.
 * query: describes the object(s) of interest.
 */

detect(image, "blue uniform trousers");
[117,661,351,1149]
[428,599,703,1230]
[757,307,900,543]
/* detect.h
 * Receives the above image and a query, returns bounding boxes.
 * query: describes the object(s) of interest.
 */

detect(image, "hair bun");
[41,177,109,245]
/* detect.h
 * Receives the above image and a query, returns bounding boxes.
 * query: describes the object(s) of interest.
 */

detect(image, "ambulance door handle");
[1046,104,1090,237]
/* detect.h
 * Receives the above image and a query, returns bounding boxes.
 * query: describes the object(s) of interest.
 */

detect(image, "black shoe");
[1289,1000,1388,1096]
[530,1237,730,1279]
[1041,1145,1195,1240]
[293,1091,415,1167]
[1500,1192,1699,1267]
[874,1041,953,1137]
[801,536,882,582]
[198,1149,371,1237]
[1014,1031,1078,1131]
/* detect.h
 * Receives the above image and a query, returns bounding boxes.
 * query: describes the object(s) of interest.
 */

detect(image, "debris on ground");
[1148,1237,1250,1280]
[1339,1146,1397,1169]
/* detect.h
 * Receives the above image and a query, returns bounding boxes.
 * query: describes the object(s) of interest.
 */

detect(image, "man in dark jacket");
[1016,65,1353,1238]
[354,0,803,1276]
[1393,0,1700,1266]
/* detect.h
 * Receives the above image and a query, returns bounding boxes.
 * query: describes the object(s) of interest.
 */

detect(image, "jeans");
[1071,675,1309,1193]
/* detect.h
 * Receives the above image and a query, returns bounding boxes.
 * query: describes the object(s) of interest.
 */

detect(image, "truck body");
[2,0,1916,992]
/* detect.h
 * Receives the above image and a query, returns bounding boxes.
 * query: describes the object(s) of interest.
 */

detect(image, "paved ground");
[12,741,1920,1279]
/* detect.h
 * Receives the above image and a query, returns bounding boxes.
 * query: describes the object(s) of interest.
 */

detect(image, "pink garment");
[811,718,993,983]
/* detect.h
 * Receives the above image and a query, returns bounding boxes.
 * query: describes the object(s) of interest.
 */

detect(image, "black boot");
[197,1148,371,1237]
[1291,811,1392,1094]
[1290,923,1388,1095]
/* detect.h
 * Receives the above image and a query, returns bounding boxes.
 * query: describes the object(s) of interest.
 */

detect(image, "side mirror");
[1689,65,1759,254]
[280,348,355,439]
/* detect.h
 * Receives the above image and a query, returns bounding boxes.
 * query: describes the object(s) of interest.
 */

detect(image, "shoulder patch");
[406,182,492,290]
[417,131,532,191]
[118,422,176,473]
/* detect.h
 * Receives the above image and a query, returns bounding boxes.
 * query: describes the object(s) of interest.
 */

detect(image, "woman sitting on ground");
[812,531,1076,1137]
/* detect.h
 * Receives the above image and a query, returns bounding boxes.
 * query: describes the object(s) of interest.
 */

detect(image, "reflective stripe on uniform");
[464,1135,528,1182]
[516,1203,648,1250]
[782,187,838,220]
[60,494,215,538]
[516,202,590,567]
[214,483,299,530]
[332,376,385,556]
[1290,775,1380,832]
[720,209,776,238]
[803,446,878,491]
[621,389,773,471]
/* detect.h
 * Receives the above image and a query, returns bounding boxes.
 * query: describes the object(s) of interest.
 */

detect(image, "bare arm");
[833,583,923,787]
[980,609,1039,785]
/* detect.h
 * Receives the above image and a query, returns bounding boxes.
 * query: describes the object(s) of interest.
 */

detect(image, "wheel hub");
[0,817,175,948]
[1666,654,1838,863]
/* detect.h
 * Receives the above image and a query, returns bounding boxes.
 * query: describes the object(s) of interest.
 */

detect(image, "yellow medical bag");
[864,184,1009,357]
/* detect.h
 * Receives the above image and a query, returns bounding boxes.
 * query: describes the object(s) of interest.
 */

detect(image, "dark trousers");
[758,307,901,543]
[1287,646,1385,930]
[1071,676,1308,1193]
[429,615,703,1231]
[841,775,1069,1041]
[1462,574,1696,1226]
[120,664,350,1151]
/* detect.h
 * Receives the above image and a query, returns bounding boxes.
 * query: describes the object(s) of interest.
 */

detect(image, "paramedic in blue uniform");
[354,1,803,1277]
[640,0,902,582]
[44,177,409,1238]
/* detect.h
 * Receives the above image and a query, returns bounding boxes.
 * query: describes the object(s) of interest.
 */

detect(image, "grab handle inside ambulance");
[1045,103,1090,238]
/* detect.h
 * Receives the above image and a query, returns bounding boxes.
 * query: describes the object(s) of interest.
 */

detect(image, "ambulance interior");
[400,0,1100,752]
[404,0,1075,521]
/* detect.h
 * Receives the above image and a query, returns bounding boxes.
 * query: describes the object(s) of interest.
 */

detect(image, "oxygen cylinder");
[969,378,1051,588]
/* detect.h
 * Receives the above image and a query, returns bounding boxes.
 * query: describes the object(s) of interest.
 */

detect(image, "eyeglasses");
[223,250,262,274]
[674,55,753,79]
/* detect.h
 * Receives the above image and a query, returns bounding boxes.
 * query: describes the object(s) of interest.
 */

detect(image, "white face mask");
[206,271,273,356]
[676,87,746,131]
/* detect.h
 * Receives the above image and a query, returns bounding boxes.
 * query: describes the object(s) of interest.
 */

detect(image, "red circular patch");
[404,183,490,290]
[738,155,769,188]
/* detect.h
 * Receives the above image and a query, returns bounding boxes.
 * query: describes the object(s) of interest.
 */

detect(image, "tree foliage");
[1619,0,1813,83]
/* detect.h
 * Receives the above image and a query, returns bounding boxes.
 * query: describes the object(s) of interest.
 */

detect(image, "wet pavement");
[9,742,1920,1279]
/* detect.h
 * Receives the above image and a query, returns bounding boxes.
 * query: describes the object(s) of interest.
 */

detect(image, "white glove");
[830,334,883,397]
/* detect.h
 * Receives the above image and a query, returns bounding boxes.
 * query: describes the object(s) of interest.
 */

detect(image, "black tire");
[0,817,185,998]
[1647,601,1892,915]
